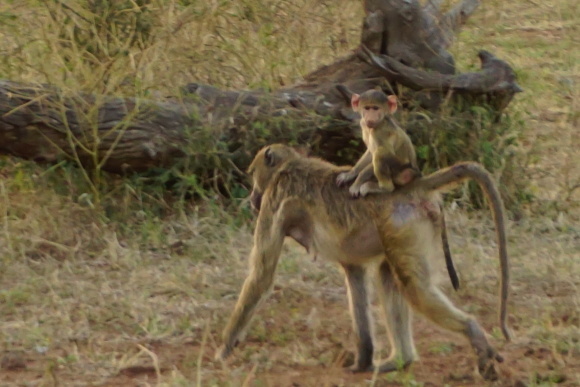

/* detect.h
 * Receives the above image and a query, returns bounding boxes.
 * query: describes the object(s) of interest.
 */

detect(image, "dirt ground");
[2,298,578,387]
[2,218,579,386]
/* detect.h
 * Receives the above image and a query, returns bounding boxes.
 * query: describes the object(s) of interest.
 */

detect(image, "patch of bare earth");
[1,211,578,386]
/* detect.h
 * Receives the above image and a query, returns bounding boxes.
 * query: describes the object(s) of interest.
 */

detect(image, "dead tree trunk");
[0,0,521,180]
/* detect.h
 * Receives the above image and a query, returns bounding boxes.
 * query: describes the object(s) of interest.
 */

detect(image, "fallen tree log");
[0,0,522,182]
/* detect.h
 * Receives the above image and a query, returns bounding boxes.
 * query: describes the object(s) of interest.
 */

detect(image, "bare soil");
[2,245,578,386]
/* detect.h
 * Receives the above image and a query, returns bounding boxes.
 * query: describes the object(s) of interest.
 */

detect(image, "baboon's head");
[352,89,397,129]
[247,144,301,212]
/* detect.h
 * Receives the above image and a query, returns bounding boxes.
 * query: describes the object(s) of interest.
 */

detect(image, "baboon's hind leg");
[342,264,374,372]
[375,261,418,373]
[392,250,503,381]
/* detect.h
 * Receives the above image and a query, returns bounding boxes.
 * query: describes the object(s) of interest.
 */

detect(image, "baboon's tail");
[403,162,512,341]
[440,211,460,291]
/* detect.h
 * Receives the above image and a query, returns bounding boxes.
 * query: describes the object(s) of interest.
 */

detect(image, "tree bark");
[0,0,521,177]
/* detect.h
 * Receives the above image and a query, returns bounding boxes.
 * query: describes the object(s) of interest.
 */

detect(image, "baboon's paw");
[349,184,362,198]
[359,184,372,197]
[476,345,504,380]
[336,171,356,187]
[214,345,232,361]
[346,364,373,374]
[375,358,414,373]
[478,355,500,381]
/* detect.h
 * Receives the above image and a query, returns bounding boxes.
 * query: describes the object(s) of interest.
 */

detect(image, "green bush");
[403,104,530,212]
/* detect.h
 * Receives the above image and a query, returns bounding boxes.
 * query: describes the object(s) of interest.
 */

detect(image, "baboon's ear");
[351,93,361,110]
[387,95,398,114]
[264,147,276,167]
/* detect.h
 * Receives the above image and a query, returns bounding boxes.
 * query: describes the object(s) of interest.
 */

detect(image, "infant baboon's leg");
[358,181,393,197]
[372,153,395,193]
[349,163,377,198]
[342,264,374,372]
[375,261,418,372]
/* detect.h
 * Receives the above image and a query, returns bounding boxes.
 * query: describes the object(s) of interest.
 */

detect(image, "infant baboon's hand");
[336,170,357,187]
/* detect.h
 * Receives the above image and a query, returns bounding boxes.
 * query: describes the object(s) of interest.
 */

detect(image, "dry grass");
[0,0,578,386]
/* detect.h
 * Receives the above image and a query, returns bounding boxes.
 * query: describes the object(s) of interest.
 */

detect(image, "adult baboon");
[216,144,511,380]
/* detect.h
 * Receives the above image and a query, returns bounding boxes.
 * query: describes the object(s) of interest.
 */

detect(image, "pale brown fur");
[216,144,511,381]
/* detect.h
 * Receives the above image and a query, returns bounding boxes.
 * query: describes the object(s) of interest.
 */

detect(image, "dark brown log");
[362,0,458,74]
[357,0,522,110]
[360,46,523,96]
[0,81,189,174]
[0,80,362,174]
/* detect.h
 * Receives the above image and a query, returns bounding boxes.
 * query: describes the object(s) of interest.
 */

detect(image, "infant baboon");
[336,85,460,290]
[336,88,420,197]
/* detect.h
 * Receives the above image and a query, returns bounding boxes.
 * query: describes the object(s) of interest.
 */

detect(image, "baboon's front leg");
[216,212,285,360]
[337,150,372,187]
[375,261,417,372]
[349,163,377,198]
[342,264,374,372]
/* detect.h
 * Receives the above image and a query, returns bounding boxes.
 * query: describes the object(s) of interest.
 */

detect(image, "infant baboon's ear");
[351,93,361,110]
[387,95,398,114]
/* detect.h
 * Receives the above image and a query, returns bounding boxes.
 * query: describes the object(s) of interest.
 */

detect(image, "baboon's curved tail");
[402,162,512,341]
